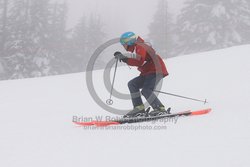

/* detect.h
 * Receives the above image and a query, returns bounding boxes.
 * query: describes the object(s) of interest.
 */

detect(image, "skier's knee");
[128,80,135,89]
[141,88,152,97]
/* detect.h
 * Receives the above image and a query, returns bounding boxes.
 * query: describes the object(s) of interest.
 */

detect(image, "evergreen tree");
[47,1,69,74]
[0,0,8,56]
[71,14,105,71]
[70,15,88,71]
[176,0,250,54]
[0,0,9,78]
[3,0,31,79]
[3,0,52,78]
[1,0,106,80]
[86,15,105,69]
[1,0,69,79]
[148,0,175,58]
[0,0,10,80]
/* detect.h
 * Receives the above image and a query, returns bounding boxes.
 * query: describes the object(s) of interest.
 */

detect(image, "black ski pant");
[128,73,164,109]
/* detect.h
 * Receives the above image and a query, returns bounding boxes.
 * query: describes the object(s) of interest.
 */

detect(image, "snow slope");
[0,45,250,167]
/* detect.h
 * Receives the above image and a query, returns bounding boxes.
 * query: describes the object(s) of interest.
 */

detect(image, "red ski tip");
[73,121,95,126]
[94,121,120,127]
[73,121,120,127]
[191,108,212,116]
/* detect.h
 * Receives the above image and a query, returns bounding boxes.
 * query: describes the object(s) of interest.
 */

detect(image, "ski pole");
[106,58,119,105]
[154,90,208,104]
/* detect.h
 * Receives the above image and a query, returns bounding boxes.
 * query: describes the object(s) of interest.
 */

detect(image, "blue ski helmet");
[120,32,137,46]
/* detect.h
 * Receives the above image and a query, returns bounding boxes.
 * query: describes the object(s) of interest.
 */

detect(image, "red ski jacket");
[126,37,169,77]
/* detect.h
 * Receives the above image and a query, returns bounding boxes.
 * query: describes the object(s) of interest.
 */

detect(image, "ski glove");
[114,51,128,63]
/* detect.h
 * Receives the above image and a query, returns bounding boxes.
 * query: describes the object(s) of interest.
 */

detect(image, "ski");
[73,108,212,127]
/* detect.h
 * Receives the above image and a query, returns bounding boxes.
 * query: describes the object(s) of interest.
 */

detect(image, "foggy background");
[1,0,250,80]
[60,0,186,35]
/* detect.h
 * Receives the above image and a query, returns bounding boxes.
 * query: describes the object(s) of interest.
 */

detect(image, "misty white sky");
[55,0,186,38]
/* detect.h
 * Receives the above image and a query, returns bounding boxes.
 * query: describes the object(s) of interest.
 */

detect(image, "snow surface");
[0,45,250,167]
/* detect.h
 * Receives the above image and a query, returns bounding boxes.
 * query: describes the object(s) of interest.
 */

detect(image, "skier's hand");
[114,51,128,63]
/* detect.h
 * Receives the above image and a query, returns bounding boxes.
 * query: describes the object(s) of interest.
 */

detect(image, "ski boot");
[149,106,171,117]
[123,105,147,118]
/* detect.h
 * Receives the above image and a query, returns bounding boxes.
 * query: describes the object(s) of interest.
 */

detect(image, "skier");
[114,32,171,118]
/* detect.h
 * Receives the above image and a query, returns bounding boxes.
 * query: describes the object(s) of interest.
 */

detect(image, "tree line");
[149,0,250,58]
[1,0,250,80]
[0,0,104,80]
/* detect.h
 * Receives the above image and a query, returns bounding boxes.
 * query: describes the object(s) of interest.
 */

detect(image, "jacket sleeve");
[126,46,146,66]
